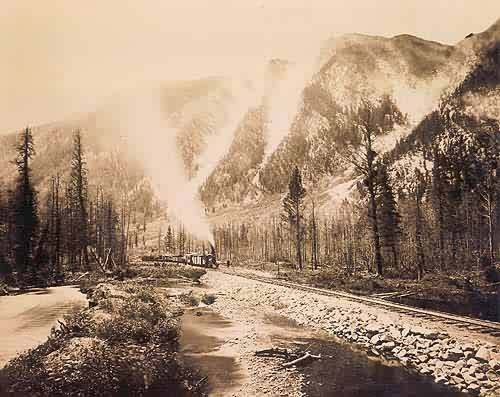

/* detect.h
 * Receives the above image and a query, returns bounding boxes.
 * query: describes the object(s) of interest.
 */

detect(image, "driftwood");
[255,347,291,359]
[255,347,321,368]
[57,319,70,334]
[282,352,321,368]
[74,272,90,282]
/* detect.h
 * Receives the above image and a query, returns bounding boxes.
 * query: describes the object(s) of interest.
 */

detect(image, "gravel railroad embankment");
[204,271,500,397]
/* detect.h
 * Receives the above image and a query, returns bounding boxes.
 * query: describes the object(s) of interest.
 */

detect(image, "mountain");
[200,18,500,225]
[1,18,499,229]
[0,77,252,199]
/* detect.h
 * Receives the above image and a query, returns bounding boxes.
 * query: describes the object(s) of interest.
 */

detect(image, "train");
[141,245,218,269]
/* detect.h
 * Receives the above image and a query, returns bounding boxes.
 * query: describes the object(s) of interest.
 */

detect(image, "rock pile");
[323,310,500,396]
[276,300,500,397]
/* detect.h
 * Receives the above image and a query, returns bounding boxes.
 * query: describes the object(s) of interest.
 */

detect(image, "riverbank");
[203,270,500,396]
[0,267,207,396]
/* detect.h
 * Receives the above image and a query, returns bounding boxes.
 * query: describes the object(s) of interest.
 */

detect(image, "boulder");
[434,360,445,369]
[468,358,481,367]
[467,383,480,395]
[388,327,401,340]
[417,354,429,363]
[486,370,499,383]
[435,376,447,384]
[450,375,465,386]
[379,333,393,343]
[365,322,382,336]
[462,344,476,353]
[430,344,441,352]
[462,371,476,385]
[381,341,396,351]
[371,348,381,356]
[447,347,464,361]
[489,360,500,371]
[443,361,456,369]
[411,326,440,340]
[453,360,466,374]
[397,349,408,359]
[476,347,492,362]
[370,334,381,345]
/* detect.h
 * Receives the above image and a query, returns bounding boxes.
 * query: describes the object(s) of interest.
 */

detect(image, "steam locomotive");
[141,245,218,269]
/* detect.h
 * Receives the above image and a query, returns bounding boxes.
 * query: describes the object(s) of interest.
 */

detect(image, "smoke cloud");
[263,52,319,165]
[107,80,262,246]
[110,87,215,245]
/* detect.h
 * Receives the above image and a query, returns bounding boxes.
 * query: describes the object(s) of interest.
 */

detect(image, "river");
[0,286,87,368]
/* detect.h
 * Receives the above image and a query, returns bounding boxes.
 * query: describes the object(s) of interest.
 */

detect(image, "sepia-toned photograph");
[0,1,499,395]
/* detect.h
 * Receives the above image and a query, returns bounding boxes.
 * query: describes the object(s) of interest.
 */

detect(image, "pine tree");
[343,100,384,275]
[430,145,447,270]
[310,199,319,270]
[377,163,401,268]
[282,166,306,270]
[0,188,12,280]
[165,225,174,253]
[69,130,90,270]
[177,224,186,255]
[12,127,39,281]
[414,169,427,281]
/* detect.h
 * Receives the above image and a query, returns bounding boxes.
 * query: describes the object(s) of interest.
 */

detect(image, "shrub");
[0,281,205,396]
[485,265,500,283]
[201,293,217,305]
[179,292,200,307]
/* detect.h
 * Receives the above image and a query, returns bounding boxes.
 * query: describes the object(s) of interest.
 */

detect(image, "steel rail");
[218,270,500,336]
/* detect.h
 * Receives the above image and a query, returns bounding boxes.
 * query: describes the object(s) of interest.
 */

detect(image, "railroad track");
[218,269,500,338]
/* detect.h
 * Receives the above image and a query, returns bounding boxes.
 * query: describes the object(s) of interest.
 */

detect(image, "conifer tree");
[12,127,39,280]
[0,188,12,279]
[344,100,383,275]
[282,166,306,270]
[165,225,174,253]
[69,130,90,269]
[377,163,401,268]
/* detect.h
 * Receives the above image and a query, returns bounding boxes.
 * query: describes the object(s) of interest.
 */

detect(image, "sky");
[1,1,499,133]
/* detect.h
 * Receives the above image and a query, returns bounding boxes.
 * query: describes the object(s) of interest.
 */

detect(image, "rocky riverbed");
[203,271,500,397]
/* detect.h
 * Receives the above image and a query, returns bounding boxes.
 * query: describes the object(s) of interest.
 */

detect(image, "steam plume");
[112,87,215,245]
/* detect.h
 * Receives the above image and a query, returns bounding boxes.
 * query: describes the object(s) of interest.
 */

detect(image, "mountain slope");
[201,18,500,226]
[0,77,251,200]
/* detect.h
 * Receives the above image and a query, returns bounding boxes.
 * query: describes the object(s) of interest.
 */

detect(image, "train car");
[141,252,218,268]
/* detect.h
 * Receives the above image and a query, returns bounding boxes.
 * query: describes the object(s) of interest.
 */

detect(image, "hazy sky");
[1,1,499,133]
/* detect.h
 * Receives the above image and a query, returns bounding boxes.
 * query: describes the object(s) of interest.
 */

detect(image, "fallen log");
[74,272,90,282]
[255,347,291,358]
[281,352,321,368]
